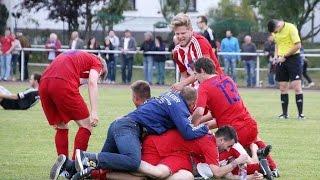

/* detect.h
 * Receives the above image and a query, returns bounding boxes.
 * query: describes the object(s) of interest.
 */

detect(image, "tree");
[0,3,9,35]
[250,0,320,40]
[209,0,258,39]
[159,0,191,23]
[95,0,128,33]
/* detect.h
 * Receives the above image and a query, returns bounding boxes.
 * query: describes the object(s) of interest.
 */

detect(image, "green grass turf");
[0,83,319,179]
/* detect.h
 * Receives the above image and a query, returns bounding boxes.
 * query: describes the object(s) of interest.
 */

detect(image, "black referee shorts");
[276,53,302,82]
[0,99,20,109]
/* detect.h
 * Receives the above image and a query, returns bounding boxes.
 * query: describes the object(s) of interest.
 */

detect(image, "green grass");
[0,83,320,179]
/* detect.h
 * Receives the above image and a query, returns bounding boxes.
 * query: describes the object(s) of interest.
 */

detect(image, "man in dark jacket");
[241,35,257,87]
[140,32,155,84]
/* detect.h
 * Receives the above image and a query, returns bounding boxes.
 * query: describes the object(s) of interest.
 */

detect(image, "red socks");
[72,127,91,160]
[55,129,69,157]
[255,140,277,170]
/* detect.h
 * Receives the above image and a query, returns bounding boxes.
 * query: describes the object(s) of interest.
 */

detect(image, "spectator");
[140,32,155,85]
[241,35,257,87]
[264,34,276,87]
[221,30,240,82]
[154,36,166,85]
[104,37,115,84]
[197,15,217,55]
[87,37,100,55]
[0,28,14,81]
[11,34,22,81]
[17,32,31,80]
[107,30,120,73]
[69,31,84,50]
[119,29,136,84]
[45,33,61,63]
[300,48,315,88]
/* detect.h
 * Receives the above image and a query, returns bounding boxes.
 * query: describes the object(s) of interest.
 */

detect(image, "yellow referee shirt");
[273,22,301,56]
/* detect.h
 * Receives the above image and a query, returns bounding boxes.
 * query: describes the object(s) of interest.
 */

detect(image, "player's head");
[194,57,215,82]
[180,86,197,111]
[171,13,193,47]
[267,19,281,33]
[131,80,151,107]
[29,73,42,88]
[215,126,238,152]
[197,15,208,30]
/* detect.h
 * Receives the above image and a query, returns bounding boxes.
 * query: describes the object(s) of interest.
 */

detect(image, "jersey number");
[217,79,240,105]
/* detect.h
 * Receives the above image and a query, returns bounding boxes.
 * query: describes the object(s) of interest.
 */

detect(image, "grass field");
[0,82,320,180]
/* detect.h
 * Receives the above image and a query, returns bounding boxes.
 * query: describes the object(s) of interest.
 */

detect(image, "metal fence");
[18,48,320,87]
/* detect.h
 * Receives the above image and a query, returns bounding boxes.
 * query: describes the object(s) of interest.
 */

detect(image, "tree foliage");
[250,0,320,40]
[159,0,191,23]
[0,3,9,35]
[209,0,258,39]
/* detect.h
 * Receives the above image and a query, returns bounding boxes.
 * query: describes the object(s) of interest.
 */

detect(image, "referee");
[267,19,304,119]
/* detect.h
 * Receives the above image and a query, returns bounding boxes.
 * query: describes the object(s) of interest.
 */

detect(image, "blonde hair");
[170,13,192,29]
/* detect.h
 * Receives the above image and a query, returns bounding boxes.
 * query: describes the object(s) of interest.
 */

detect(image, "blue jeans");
[244,60,256,87]
[143,56,153,84]
[268,62,276,86]
[11,54,19,76]
[107,60,116,81]
[154,61,165,85]
[0,54,12,80]
[223,57,237,82]
[121,56,133,83]
[98,117,142,171]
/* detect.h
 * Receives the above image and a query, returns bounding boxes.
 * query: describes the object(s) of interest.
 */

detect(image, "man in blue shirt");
[221,30,240,82]
[50,81,209,180]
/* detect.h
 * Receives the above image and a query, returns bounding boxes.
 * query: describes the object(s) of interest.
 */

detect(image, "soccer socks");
[72,127,91,160]
[295,94,303,115]
[255,141,277,171]
[55,129,69,157]
[280,94,289,115]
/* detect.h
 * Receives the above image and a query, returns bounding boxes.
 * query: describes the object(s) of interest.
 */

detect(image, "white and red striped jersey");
[172,33,223,76]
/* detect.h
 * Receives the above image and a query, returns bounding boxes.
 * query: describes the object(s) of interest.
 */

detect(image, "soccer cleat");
[50,154,66,180]
[307,82,315,88]
[259,159,274,180]
[278,114,288,119]
[257,145,272,160]
[71,167,94,180]
[298,114,305,120]
[60,170,72,179]
[75,149,97,172]
[272,169,280,178]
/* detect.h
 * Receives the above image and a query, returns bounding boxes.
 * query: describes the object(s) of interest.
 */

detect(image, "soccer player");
[267,19,304,119]
[0,73,40,110]
[191,58,278,175]
[50,84,209,179]
[171,13,223,91]
[39,50,106,179]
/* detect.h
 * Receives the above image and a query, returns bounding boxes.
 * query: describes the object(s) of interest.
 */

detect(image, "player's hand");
[250,143,258,153]
[235,154,249,165]
[171,82,184,92]
[277,56,286,63]
[90,112,99,127]
[248,171,264,180]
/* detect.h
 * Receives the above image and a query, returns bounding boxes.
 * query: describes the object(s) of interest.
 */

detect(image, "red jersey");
[172,33,223,76]
[196,75,257,130]
[41,51,103,88]
[145,129,219,166]
[0,35,14,53]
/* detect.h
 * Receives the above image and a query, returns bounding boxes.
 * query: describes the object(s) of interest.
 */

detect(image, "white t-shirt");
[124,37,130,50]
[71,39,77,50]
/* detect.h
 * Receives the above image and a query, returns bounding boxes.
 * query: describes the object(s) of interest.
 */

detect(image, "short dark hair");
[197,15,208,25]
[267,19,278,33]
[131,80,151,100]
[124,29,130,33]
[195,57,215,74]
[215,126,238,143]
[180,86,197,105]
[32,73,42,83]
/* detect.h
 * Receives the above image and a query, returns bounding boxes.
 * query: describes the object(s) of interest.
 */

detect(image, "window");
[187,0,197,12]
[161,0,197,12]
[125,0,136,10]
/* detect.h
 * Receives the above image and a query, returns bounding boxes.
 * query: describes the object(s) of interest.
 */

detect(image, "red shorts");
[236,122,258,148]
[39,78,89,125]
[141,136,192,174]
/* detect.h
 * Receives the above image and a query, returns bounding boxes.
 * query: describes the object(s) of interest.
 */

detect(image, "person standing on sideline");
[45,33,62,63]
[16,32,31,80]
[69,31,84,50]
[140,32,155,85]
[197,15,218,56]
[104,38,115,84]
[0,28,14,81]
[119,29,136,84]
[10,34,22,81]
[264,34,276,87]
[154,36,166,85]
[221,30,240,82]
[241,35,257,87]
[87,37,100,55]
[267,19,304,119]
[300,48,315,88]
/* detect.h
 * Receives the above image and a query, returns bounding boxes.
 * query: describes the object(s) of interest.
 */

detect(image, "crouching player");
[0,73,41,110]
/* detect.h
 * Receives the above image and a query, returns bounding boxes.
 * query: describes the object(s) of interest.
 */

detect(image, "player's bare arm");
[192,106,205,125]
[88,69,100,127]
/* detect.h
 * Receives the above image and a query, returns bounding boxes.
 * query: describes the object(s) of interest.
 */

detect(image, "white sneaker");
[307,82,315,88]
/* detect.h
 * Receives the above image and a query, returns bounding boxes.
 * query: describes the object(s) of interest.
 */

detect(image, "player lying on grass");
[0,73,40,110]
[50,82,210,180]
[191,57,279,177]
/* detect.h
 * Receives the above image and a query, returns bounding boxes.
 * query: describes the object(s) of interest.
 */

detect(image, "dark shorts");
[276,54,302,82]
[0,99,20,109]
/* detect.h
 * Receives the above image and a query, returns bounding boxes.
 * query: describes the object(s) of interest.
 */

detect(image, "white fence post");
[20,49,25,81]
[256,55,260,87]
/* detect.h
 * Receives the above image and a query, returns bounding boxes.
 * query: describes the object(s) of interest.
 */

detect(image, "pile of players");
[39,13,280,180]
